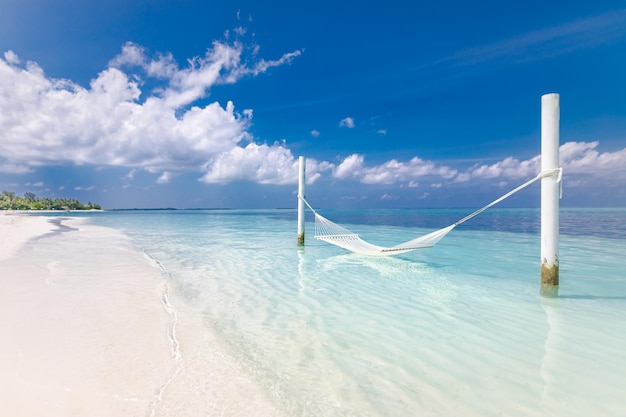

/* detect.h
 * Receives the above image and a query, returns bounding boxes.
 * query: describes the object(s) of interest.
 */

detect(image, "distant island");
[1,191,101,211]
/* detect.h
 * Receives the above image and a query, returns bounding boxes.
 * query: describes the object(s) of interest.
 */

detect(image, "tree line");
[0,191,101,211]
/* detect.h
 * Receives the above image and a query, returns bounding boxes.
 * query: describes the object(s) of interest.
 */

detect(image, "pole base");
[297,232,305,246]
[541,262,559,298]
[541,262,559,285]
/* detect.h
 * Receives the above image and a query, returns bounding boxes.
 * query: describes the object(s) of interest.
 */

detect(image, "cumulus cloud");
[363,157,457,184]
[0,39,302,184]
[310,129,320,138]
[333,154,364,179]
[339,117,355,128]
[560,141,626,176]
[333,154,457,184]
[320,141,626,195]
[200,143,332,185]
[2,37,624,197]
[466,155,540,180]
[3,50,20,65]
[462,141,626,184]
[454,173,471,183]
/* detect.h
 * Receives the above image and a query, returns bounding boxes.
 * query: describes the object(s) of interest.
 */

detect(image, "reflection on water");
[541,297,561,410]
[540,295,626,416]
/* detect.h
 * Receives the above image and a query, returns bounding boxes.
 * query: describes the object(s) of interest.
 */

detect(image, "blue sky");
[1,0,625,209]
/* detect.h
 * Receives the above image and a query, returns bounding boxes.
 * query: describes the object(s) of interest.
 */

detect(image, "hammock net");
[302,168,562,257]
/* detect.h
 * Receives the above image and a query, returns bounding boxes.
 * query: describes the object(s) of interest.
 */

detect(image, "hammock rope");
[301,168,562,256]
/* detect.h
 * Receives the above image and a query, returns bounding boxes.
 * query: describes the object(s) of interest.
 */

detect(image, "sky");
[1,0,625,209]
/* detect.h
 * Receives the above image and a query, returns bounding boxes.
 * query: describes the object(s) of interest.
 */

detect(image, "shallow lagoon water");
[50,208,626,416]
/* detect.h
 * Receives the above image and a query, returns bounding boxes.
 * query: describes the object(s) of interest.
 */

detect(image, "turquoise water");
[51,208,626,416]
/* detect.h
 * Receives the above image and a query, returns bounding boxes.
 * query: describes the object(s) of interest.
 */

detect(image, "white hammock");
[302,169,562,256]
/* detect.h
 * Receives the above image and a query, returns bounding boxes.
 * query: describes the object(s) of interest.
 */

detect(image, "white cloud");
[339,117,355,128]
[109,42,148,68]
[454,173,471,183]
[333,154,364,179]
[3,50,20,65]
[325,142,626,190]
[246,49,303,77]
[380,193,399,201]
[156,172,174,184]
[467,155,540,180]
[463,141,626,184]
[333,154,457,184]
[0,162,33,174]
[3,37,625,197]
[0,40,301,182]
[75,185,95,191]
[200,143,331,185]
[310,129,320,138]
[560,141,626,176]
[125,168,137,180]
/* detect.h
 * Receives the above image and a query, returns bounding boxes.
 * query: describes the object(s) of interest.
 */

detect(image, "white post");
[541,93,560,297]
[297,156,306,246]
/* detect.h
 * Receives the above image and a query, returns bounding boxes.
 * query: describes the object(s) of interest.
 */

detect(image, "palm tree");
[1,191,17,210]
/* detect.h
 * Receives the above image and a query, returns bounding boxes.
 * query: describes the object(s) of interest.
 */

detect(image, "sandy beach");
[0,212,282,417]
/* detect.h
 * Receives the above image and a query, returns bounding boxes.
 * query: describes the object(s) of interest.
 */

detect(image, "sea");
[40,207,626,416]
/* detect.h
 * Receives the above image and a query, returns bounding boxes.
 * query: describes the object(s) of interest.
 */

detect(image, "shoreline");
[0,213,282,416]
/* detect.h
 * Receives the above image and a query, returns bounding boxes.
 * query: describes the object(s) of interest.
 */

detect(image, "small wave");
[142,252,184,416]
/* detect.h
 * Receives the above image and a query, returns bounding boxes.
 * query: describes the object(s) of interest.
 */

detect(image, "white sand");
[0,212,55,262]
[0,213,282,417]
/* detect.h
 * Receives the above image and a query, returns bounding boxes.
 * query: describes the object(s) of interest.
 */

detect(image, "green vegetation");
[0,191,101,211]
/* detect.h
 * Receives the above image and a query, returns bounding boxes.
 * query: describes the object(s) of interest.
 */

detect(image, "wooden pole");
[297,156,306,246]
[541,93,560,297]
